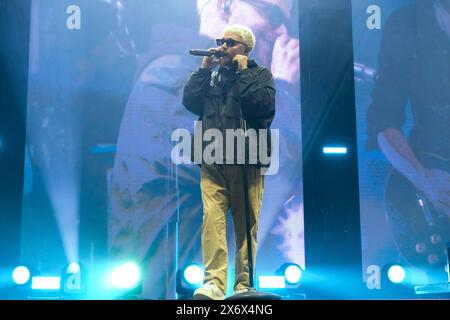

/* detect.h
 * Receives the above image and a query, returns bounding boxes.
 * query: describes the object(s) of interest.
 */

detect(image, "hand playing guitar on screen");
[364,0,450,282]
[378,128,450,269]
[412,167,450,217]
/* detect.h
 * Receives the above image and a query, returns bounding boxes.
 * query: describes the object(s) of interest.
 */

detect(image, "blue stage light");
[31,276,61,290]
[379,263,415,298]
[107,262,141,290]
[323,146,347,154]
[387,264,406,284]
[66,262,80,274]
[176,263,204,298]
[12,266,31,285]
[258,276,286,289]
[284,264,302,285]
[276,263,303,286]
[183,264,203,286]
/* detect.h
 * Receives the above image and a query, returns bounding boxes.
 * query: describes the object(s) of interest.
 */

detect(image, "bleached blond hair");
[223,24,256,52]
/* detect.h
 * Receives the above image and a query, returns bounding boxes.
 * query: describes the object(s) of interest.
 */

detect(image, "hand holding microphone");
[190,48,227,70]
[189,49,228,57]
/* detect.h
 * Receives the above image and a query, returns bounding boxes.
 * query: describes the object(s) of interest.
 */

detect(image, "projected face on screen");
[352,0,450,287]
[23,0,302,299]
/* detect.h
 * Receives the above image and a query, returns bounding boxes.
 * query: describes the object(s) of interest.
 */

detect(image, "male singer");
[182,24,276,300]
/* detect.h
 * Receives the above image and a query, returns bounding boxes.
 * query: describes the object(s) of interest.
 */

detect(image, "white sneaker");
[193,282,225,300]
[233,287,250,295]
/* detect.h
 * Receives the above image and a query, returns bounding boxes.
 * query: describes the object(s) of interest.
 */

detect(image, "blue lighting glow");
[258,276,286,289]
[66,262,80,274]
[183,264,203,286]
[31,276,61,290]
[284,264,302,284]
[12,266,31,285]
[323,146,348,154]
[107,262,141,289]
[387,265,406,284]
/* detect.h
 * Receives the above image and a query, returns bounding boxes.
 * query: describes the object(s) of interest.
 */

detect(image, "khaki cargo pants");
[200,164,264,293]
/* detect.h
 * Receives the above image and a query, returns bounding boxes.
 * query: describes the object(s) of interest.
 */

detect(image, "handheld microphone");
[189,49,228,57]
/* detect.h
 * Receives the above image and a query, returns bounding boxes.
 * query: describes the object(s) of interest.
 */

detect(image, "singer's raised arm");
[182,68,212,116]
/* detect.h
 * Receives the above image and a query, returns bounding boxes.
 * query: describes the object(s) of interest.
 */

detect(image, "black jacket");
[182,60,276,166]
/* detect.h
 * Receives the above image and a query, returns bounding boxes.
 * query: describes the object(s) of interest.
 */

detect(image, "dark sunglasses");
[216,38,248,47]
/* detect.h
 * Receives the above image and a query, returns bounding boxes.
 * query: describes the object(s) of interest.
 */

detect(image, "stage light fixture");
[284,264,303,285]
[183,264,204,286]
[254,264,306,300]
[380,263,415,298]
[12,266,31,285]
[276,263,303,286]
[386,264,406,284]
[107,262,141,290]
[176,263,204,298]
